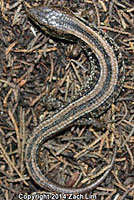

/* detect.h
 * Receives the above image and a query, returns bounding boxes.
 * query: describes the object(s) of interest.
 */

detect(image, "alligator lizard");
[25,5,124,194]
